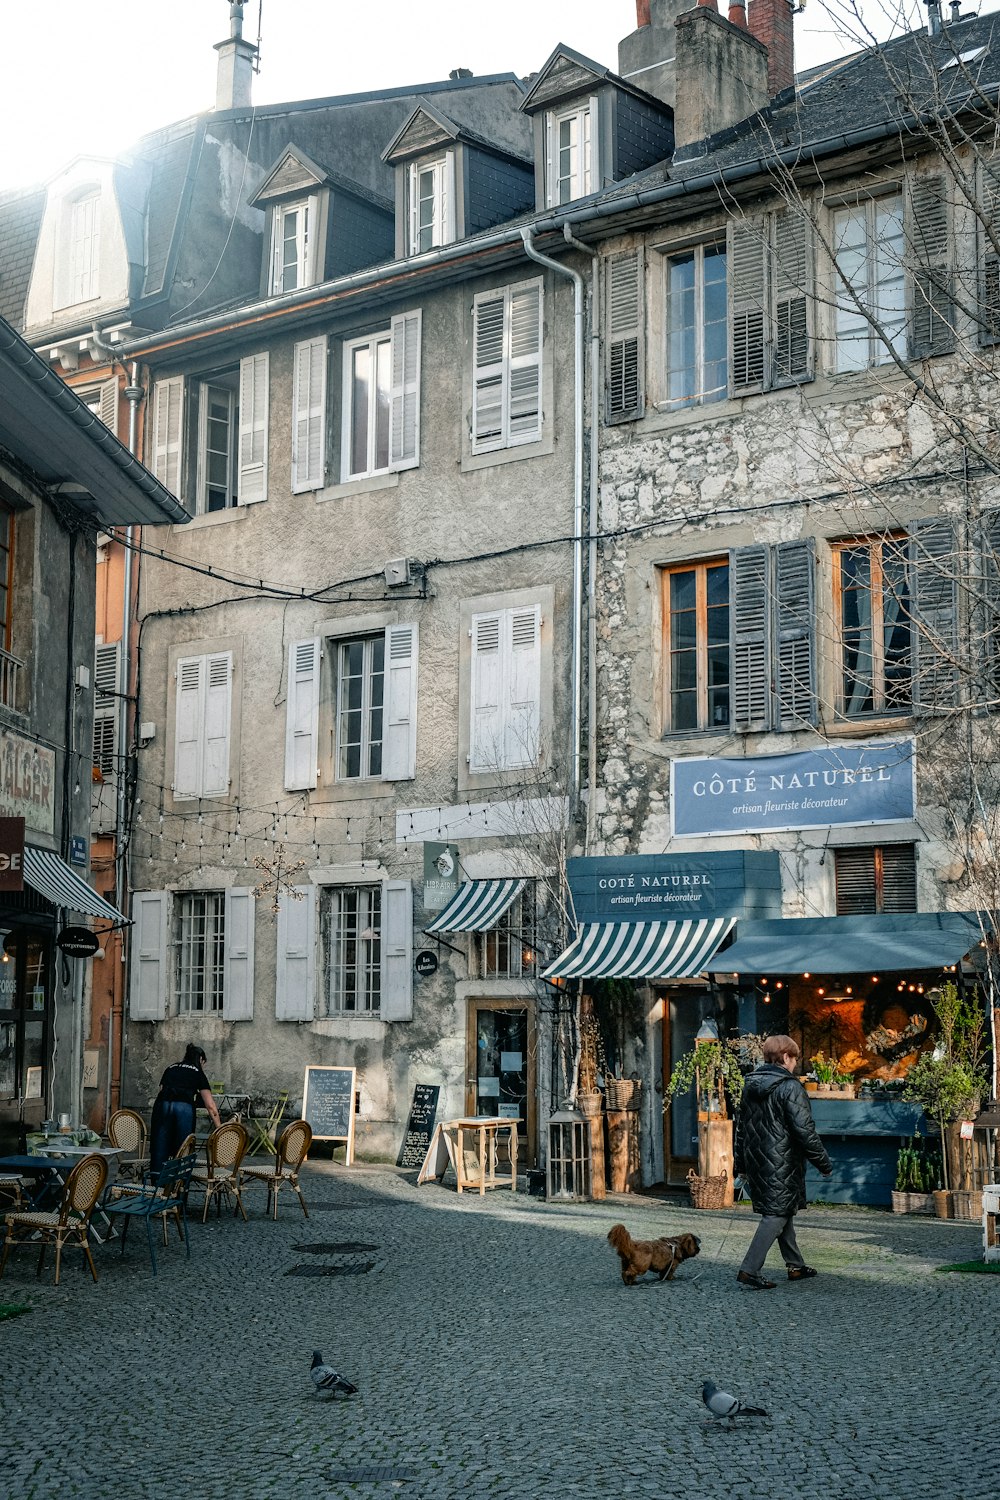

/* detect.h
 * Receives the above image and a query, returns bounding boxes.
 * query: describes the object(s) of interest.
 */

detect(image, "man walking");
[734,1034,832,1290]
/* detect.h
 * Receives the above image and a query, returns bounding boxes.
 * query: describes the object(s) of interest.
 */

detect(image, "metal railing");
[0,646,22,711]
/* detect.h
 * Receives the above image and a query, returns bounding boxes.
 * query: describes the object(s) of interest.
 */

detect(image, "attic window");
[545,103,594,207]
[408,153,455,255]
[269,197,318,294]
[940,46,985,69]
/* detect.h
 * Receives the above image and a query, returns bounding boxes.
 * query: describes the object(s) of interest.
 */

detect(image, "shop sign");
[423,842,460,911]
[414,949,439,977]
[0,731,55,836]
[671,740,916,839]
[566,852,781,922]
[0,816,24,891]
[56,926,100,958]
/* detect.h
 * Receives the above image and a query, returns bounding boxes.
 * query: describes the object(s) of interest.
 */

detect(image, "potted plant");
[891,1138,939,1214]
[903,982,989,1219]
[664,1032,761,1208]
[808,1052,856,1098]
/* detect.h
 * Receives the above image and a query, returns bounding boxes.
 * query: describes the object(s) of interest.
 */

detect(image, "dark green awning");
[703,911,989,977]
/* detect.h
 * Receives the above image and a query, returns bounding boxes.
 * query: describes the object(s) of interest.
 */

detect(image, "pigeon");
[701,1380,768,1422]
[310,1350,358,1398]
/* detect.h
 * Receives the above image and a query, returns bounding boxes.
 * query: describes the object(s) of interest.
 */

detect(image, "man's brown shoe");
[786,1265,818,1281]
[736,1271,776,1290]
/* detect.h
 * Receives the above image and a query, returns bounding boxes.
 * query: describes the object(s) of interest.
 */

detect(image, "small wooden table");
[418,1117,520,1195]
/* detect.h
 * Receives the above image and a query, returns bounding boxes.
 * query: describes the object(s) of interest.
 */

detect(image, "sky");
[0,0,992,193]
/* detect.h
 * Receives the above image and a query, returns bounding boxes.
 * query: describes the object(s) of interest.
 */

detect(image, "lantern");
[546,1106,591,1201]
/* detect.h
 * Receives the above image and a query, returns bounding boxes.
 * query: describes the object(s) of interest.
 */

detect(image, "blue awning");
[703,911,988,976]
[425,878,526,935]
[542,917,736,981]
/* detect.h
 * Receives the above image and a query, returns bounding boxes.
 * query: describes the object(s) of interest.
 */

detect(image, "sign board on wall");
[671,741,916,839]
[566,851,782,923]
[423,842,460,910]
[0,816,24,891]
[0,732,55,836]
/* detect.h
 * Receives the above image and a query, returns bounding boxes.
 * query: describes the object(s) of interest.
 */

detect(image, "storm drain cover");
[293,1241,379,1254]
[326,1465,417,1483]
[285,1262,376,1277]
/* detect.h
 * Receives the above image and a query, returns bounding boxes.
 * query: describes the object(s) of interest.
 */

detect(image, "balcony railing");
[0,646,22,712]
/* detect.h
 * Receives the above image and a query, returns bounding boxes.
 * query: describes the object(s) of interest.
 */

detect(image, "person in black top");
[149,1043,222,1174]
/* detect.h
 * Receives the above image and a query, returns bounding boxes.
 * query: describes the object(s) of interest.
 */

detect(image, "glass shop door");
[465,1000,536,1169]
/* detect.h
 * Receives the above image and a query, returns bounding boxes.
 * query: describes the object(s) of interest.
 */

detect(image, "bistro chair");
[106,1107,150,1183]
[239,1119,312,1220]
[0,1153,108,1286]
[189,1121,249,1223]
[247,1091,290,1157]
[104,1152,197,1276]
[0,1175,25,1211]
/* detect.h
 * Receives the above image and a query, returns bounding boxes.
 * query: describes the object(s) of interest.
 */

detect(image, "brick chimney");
[215,1,257,111]
[747,0,795,96]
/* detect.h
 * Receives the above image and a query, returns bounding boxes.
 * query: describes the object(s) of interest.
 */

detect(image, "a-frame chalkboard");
[302,1065,356,1163]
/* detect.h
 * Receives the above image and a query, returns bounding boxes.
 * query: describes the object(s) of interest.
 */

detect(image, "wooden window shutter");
[389,309,422,469]
[773,540,817,728]
[472,291,506,451]
[201,651,233,797]
[728,219,767,395]
[978,508,1000,702]
[505,605,542,770]
[470,611,503,772]
[508,280,543,444]
[93,641,120,775]
[382,623,419,781]
[771,211,813,385]
[151,376,184,493]
[284,638,321,791]
[606,249,644,421]
[222,887,255,1021]
[173,655,203,798]
[835,845,916,915]
[730,545,771,731]
[275,885,316,1021]
[910,518,959,714]
[98,378,118,433]
[380,879,413,1021]
[977,160,1000,345]
[238,351,269,504]
[906,175,955,358]
[129,891,169,1020]
[291,337,327,492]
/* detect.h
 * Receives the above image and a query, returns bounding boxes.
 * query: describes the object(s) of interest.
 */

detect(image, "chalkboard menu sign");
[397,1083,441,1168]
[302,1065,357,1163]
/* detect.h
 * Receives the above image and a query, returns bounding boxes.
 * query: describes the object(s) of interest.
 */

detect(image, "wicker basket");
[687,1166,728,1210]
[605,1076,640,1111]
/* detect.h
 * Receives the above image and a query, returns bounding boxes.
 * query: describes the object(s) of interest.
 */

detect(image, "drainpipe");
[520,227,585,820]
[562,225,601,858]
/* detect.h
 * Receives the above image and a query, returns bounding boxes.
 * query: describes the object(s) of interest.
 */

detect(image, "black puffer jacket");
[734,1064,832,1217]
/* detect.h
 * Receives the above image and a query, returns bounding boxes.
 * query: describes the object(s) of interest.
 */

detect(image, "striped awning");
[23,846,126,923]
[542,916,736,981]
[425,878,526,935]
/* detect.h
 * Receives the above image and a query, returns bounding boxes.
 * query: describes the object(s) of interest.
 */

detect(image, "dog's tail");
[607,1223,635,1256]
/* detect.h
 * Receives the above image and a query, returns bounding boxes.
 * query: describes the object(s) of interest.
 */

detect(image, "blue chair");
[105,1152,196,1275]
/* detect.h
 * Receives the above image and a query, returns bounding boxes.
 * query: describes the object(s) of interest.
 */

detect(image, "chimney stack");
[673,7,769,148]
[215,1,258,112]
[746,0,795,96]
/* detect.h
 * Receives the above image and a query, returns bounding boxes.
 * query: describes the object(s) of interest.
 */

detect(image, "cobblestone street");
[0,1163,995,1500]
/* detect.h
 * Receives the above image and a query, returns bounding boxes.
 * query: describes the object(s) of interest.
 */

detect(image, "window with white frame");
[69,190,101,304]
[476,884,539,979]
[197,372,238,511]
[666,244,728,410]
[176,891,225,1014]
[832,195,906,372]
[323,885,382,1014]
[341,311,422,481]
[409,155,454,254]
[546,103,593,206]
[270,198,317,294]
[335,636,385,780]
[471,280,543,454]
[470,604,542,772]
[173,651,233,799]
[151,353,269,513]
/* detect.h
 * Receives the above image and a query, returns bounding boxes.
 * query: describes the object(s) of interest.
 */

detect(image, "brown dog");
[607,1224,701,1285]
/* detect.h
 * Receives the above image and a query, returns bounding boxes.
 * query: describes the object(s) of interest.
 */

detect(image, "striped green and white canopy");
[542,916,735,981]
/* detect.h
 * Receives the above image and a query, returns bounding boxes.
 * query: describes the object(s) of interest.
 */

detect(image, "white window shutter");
[587,96,598,193]
[129,891,169,1020]
[93,641,120,773]
[202,652,232,797]
[389,309,421,470]
[222,887,255,1021]
[238,351,269,504]
[276,884,316,1021]
[382,623,418,781]
[505,605,542,769]
[98,378,117,433]
[472,291,506,451]
[544,112,556,207]
[285,638,321,790]
[408,163,419,255]
[173,656,203,798]
[470,611,503,772]
[380,879,413,1022]
[292,337,327,492]
[508,281,543,444]
[151,376,184,493]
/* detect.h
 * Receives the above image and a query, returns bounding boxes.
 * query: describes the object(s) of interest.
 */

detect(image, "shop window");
[664,559,730,733]
[834,536,911,715]
[834,844,917,915]
[176,891,225,1013]
[476,885,539,979]
[323,885,382,1014]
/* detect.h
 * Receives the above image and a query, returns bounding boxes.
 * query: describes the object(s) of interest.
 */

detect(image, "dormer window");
[545,102,594,206]
[270,197,318,294]
[408,154,455,255]
[53,186,102,310]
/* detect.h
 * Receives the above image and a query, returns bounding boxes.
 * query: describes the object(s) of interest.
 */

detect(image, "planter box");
[811,1084,856,1099]
[891,1190,934,1215]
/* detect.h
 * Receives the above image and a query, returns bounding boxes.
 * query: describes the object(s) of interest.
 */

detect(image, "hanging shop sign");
[566,851,782,923]
[671,740,916,839]
[414,949,439,977]
[0,732,55,837]
[0,816,24,892]
[423,841,460,911]
[56,926,100,958]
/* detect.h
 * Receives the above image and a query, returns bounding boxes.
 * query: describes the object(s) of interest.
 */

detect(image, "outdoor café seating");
[104,1152,197,1276]
[239,1119,312,1219]
[0,1174,24,1210]
[188,1121,249,1222]
[0,1152,108,1285]
[105,1107,150,1182]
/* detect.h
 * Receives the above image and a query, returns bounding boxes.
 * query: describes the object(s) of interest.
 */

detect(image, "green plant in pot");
[903,982,988,1199]
[664,1032,764,1206]
[809,1052,854,1092]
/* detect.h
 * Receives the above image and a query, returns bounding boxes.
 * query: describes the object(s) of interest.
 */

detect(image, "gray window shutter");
[906,175,955,358]
[222,887,255,1021]
[472,291,505,451]
[910,518,959,713]
[129,891,169,1021]
[728,219,767,396]
[276,885,316,1021]
[771,211,813,385]
[380,879,413,1021]
[979,508,1000,702]
[93,641,120,775]
[977,161,1000,345]
[730,545,771,731]
[773,539,817,729]
[605,249,644,421]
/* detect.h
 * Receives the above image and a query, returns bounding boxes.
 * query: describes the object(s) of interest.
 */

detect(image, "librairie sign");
[671,740,916,839]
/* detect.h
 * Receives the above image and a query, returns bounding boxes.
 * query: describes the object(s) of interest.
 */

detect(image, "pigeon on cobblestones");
[701,1380,768,1422]
[310,1350,358,1398]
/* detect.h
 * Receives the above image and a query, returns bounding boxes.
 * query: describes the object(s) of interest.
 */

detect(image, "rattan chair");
[0,1175,25,1211]
[0,1153,109,1285]
[106,1107,150,1182]
[189,1121,249,1222]
[239,1119,312,1220]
